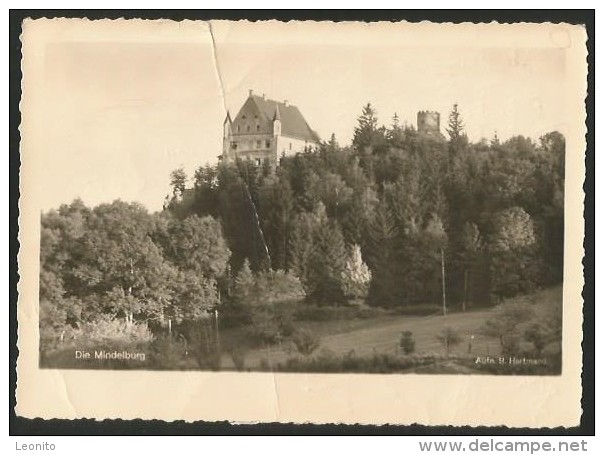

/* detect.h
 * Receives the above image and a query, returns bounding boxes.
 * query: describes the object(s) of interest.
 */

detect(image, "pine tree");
[446,103,469,155]
[446,103,465,141]
[328,133,339,151]
[258,174,294,271]
[388,112,405,146]
[290,211,318,290]
[366,205,399,307]
[383,173,423,234]
[352,103,379,152]
[311,220,347,303]
[490,131,500,148]
[233,258,255,303]
[392,112,400,130]
[289,204,348,304]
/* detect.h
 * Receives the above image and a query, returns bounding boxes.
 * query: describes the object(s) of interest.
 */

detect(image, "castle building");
[222,90,321,165]
[417,110,446,140]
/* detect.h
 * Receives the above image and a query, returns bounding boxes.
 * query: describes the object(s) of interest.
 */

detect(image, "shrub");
[399,331,415,355]
[227,346,248,371]
[232,265,303,343]
[149,335,189,369]
[39,299,67,334]
[436,327,462,357]
[256,270,306,304]
[74,318,155,346]
[248,303,295,346]
[292,329,321,356]
[185,321,221,370]
[501,333,521,357]
[524,300,562,356]
[235,264,306,307]
[219,303,252,328]
[276,351,440,373]
[481,301,535,350]
[259,357,270,371]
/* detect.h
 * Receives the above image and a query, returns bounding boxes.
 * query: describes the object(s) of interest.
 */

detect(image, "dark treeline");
[168,104,565,310]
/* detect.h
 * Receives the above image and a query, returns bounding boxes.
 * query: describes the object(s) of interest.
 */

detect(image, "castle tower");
[272,105,282,161]
[222,111,233,160]
[273,105,282,136]
[223,111,232,138]
[417,111,441,136]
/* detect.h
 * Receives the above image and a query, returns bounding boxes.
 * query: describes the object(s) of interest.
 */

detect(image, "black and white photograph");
[15,16,587,426]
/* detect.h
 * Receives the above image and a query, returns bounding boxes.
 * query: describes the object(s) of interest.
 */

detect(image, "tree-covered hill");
[39,103,565,370]
[167,103,565,309]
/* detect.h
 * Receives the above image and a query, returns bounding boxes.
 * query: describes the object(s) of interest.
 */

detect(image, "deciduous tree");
[341,244,372,301]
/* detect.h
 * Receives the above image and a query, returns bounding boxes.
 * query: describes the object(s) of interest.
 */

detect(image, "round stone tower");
[417,111,441,135]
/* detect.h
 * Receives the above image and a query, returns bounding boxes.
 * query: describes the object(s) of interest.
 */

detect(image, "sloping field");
[230,286,562,371]
[238,308,497,369]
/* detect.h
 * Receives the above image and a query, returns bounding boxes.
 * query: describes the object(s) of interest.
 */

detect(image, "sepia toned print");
[17,19,586,426]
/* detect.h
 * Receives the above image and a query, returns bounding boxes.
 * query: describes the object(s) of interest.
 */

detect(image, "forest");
[39,104,565,373]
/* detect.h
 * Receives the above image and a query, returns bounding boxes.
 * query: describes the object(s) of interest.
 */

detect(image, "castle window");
[289,142,292,150]
[246,125,250,132]
[255,158,261,166]
[230,142,237,150]
[256,140,261,149]
[256,124,260,132]
[237,125,240,133]
[265,140,271,148]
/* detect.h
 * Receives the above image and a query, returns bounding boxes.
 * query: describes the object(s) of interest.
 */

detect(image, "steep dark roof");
[249,94,320,142]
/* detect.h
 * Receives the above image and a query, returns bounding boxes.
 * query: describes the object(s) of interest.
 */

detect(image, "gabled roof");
[249,94,321,143]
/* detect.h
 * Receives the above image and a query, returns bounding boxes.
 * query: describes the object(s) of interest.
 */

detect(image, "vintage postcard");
[16,18,587,426]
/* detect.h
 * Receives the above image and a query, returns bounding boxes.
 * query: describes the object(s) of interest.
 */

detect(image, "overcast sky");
[22,20,577,212]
